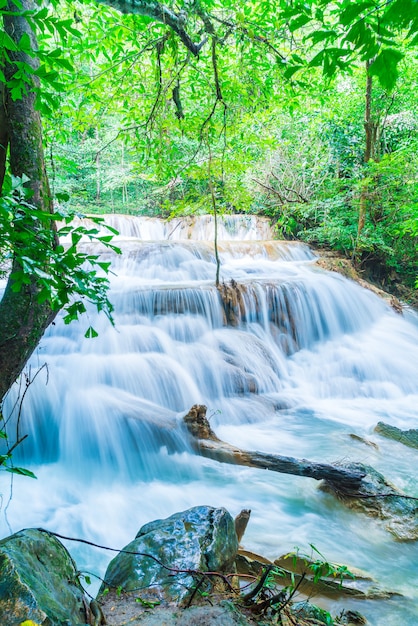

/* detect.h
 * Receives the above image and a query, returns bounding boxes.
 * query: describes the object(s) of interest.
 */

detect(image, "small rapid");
[1,214,417,625]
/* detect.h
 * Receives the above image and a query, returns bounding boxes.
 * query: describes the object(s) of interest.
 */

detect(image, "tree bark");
[0,83,8,190]
[0,0,57,401]
[358,62,381,239]
[95,0,206,55]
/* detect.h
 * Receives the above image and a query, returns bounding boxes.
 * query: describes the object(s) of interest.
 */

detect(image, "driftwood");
[183,405,418,540]
[183,405,365,491]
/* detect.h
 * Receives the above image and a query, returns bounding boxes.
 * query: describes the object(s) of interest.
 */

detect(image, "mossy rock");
[0,528,87,626]
[375,422,418,450]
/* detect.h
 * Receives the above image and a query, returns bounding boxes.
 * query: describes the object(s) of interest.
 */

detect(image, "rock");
[235,549,274,577]
[96,599,255,626]
[322,462,418,541]
[98,506,239,608]
[375,422,418,450]
[234,510,251,545]
[217,280,247,327]
[348,434,379,450]
[0,528,88,626]
[273,554,395,600]
[292,601,336,624]
[336,609,368,625]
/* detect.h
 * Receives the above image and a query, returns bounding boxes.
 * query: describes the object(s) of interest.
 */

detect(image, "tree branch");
[94,0,206,55]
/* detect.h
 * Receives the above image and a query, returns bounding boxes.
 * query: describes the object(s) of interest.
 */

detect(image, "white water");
[1,214,418,624]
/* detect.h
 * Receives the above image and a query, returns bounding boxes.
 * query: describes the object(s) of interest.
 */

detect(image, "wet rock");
[235,549,274,578]
[98,506,238,607]
[322,462,418,541]
[348,434,379,450]
[0,528,87,625]
[217,280,247,326]
[273,554,394,600]
[336,609,368,625]
[292,601,336,624]
[234,509,251,545]
[375,422,418,450]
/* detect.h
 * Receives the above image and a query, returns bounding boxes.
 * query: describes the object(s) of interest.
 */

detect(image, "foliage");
[2,0,418,329]
[266,127,418,293]
[0,175,120,332]
[0,412,36,478]
[241,544,354,624]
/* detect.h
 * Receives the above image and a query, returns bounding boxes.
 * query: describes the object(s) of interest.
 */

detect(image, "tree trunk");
[0,83,8,190]
[183,405,418,539]
[183,405,366,490]
[0,0,57,401]
[358,62,381,240]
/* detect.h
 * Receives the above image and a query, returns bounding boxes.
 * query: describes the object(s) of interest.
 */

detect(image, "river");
[1,214,418,625]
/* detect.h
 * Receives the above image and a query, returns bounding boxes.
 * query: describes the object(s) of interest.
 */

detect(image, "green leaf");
[18,32,32,52]
[85,326,99,338]
[339,2,375,26]
[369,48,404,90]
[6,467,37,479]
[0,31,18,51]
[288,14,312,32]
[56,192,70,202]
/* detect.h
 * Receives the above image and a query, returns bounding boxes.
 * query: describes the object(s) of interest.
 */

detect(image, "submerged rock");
[98,506,238,607]
[375,422,418,450]
[348,434,379,450]
[0,528,87,625]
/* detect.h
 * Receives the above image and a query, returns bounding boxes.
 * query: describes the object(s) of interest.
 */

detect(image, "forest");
[1,1,418,626]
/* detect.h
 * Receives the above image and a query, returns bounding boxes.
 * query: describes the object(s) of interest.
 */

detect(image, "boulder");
[98,506,238,607]
[0,528,88,626]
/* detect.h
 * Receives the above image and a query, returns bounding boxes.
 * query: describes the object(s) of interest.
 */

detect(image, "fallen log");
[183,405,365,491]
[183,405,418,540]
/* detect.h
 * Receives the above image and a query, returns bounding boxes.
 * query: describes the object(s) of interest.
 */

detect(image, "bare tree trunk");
[183,405,366,490]
[358,62,382,240]
[95,129,101,201]
[0,0,58,401]
[364,65,374,164]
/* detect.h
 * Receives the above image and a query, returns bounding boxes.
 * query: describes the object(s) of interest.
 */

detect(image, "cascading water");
[1,214,417,625]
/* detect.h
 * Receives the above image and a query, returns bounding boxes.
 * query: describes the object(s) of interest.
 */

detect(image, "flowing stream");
[1,214,418,625]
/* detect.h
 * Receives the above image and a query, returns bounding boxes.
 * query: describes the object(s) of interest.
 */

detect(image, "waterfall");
[1,214,417,625]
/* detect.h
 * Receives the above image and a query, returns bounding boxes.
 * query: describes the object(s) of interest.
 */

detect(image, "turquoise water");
[1,215,417,624]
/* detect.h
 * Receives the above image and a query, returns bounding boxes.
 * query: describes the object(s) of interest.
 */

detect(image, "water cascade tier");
[1,214,418,625]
